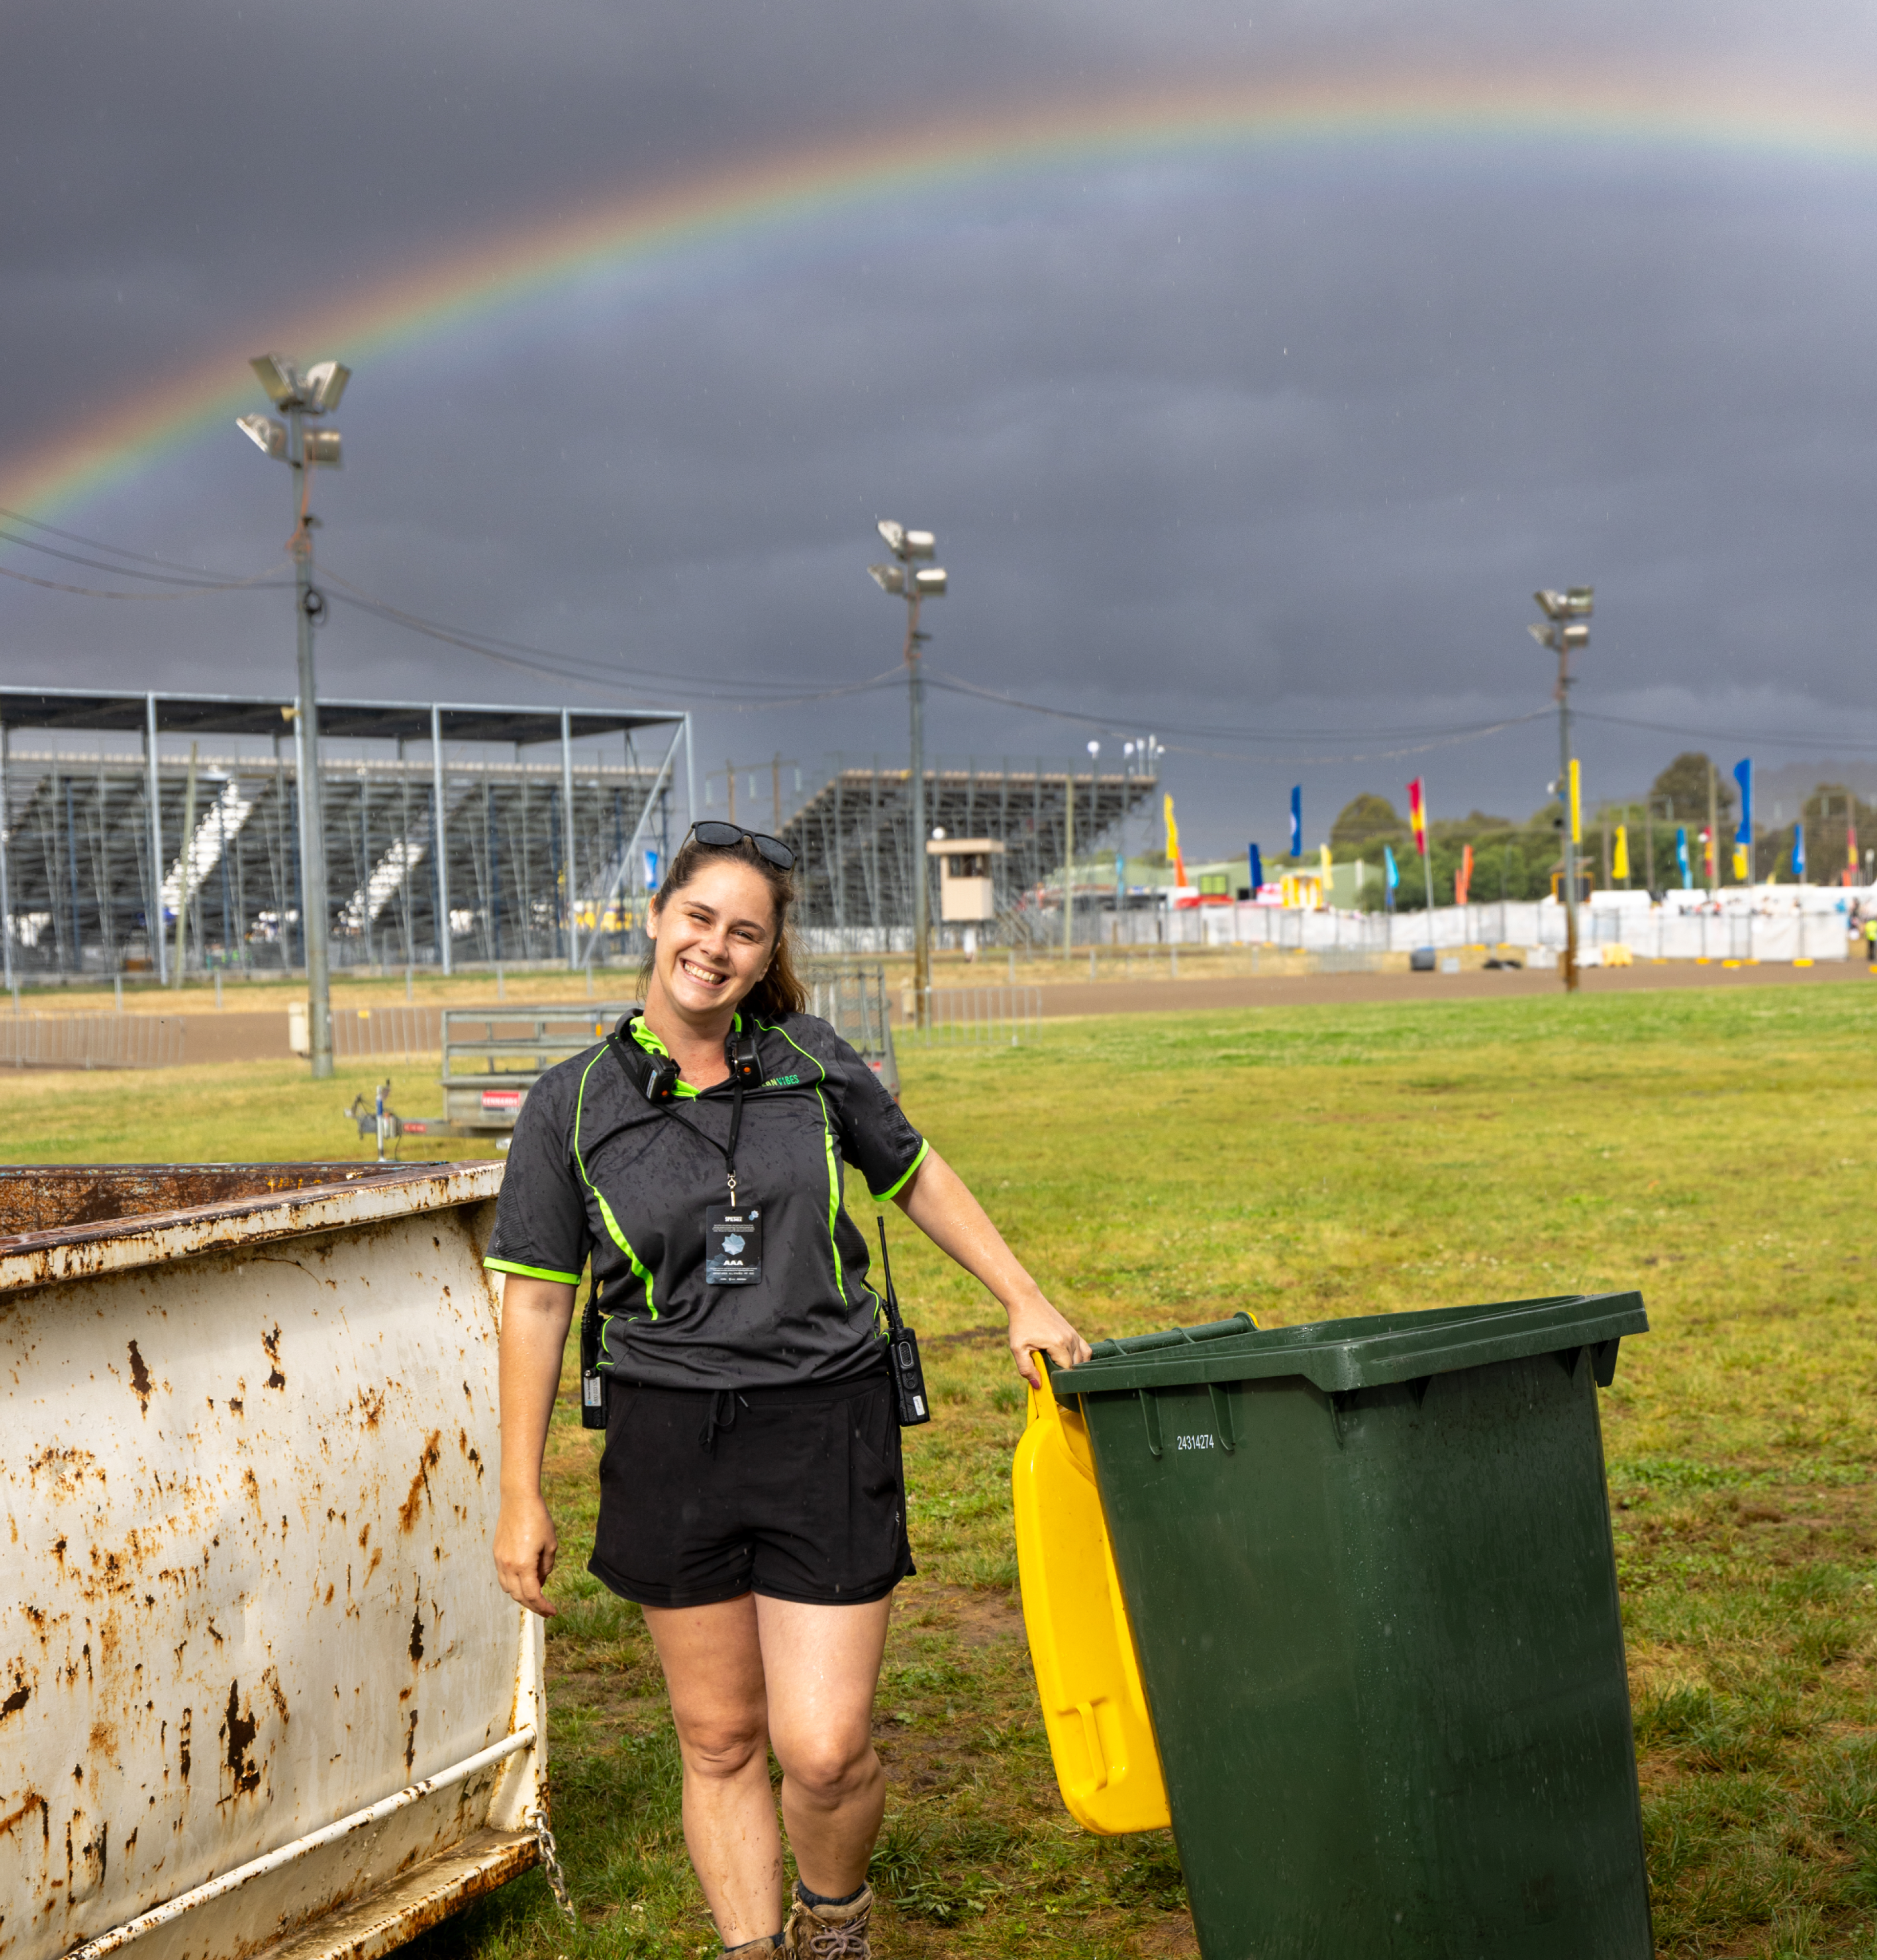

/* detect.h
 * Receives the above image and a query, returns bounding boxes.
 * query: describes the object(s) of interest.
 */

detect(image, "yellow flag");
[1320,843,1332,880]
[1163,794,1186,885]
[1612,824,1630,882]
[1732,844,1749,882]
[1568,760,1582,845]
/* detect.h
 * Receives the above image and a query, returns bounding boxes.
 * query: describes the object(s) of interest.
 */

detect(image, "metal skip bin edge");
[0,1162,550,1960]
[1051,1292,1654,1960]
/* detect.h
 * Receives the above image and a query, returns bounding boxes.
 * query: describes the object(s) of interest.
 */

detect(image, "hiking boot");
[782,1882,873,1960]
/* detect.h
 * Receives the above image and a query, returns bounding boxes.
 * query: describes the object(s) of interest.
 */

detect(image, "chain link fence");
[0,1012,187,1070]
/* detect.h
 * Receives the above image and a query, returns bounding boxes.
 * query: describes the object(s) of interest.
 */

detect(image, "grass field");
[8,981,1877,1957]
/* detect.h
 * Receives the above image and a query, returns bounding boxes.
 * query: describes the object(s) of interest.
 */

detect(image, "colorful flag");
[1456,843,1473,905]
[1319,842,1332,883]
[1849,822,1859,886]
[1701,826,1715,881]
[1733,844,1749,883]
[1164,794,1186,886]
[1675,827,1690,888]
[1247,844,1264,895]
[1792,824,1806,881]
[1613,825,1630,882]
[1408,778,1428,857]
[1733,758,1753,843]
[1288,786,1302,857]
[1568,760,1582,845]
[1383,843,1398,908]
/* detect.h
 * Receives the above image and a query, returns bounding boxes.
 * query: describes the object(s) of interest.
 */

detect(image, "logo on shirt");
[765,1074,801,1087]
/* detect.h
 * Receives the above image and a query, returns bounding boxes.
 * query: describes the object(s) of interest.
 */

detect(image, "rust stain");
[403,1709,418,1771]
[178,1706,191,1780]
[221,1679,261,1798]
[262,1666,290,1726]
[262,1323,286,1390]
[1,1670,29,1720]
[409,1605,425,1664]
[397,1431,443,1534]
[358,1387,386,1430]
[89,1718,117,1755]
[127,1340,153,1413]
[0,1789,44,1840]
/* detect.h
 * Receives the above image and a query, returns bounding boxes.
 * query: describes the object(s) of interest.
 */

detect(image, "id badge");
[705,1204,763,1285]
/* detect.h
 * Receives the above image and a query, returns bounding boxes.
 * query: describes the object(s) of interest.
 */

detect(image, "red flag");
[1849,822,1860,888]
[1407,779,1427,858]
[1455,842,1473,906]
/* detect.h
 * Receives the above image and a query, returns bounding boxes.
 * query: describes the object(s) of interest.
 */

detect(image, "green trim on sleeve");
[483,1257,583,1284]
[871,1136,930,1203]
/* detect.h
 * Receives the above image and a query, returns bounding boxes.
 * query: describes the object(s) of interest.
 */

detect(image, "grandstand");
[0,688,688,980]
[778,761,1157,944]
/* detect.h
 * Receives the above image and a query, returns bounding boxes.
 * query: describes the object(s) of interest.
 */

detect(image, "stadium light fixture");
[236,351,351,1077]
[869,518,948,1025]
[1531,582,1593,994]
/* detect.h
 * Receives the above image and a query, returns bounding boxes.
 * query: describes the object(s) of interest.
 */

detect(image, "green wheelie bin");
[1049,1291,1651,1960]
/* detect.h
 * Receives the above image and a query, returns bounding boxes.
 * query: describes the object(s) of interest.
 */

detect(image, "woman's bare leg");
[645,1596,784,1945]
[756,1594,894,1897]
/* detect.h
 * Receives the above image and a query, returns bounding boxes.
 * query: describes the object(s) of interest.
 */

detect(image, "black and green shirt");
[484,1010,927,1390]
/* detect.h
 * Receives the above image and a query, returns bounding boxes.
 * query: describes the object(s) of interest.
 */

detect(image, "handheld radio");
[874,1218,931,1427]
[580,1289,608,1430]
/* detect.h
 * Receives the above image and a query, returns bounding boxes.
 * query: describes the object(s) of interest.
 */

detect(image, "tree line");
[1287,754,1876,911]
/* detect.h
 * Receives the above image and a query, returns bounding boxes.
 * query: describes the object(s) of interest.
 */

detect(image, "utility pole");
[1529,587,1592,994]
[239,353,348,1079]
[868,524,946,1026]
[1707,761,1719,895]
[1062,769,1075,958]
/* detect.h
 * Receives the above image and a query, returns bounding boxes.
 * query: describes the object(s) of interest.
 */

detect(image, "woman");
[489,822,1089,1960]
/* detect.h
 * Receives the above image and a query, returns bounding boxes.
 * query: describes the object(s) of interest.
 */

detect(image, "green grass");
[11,979,1877,1957]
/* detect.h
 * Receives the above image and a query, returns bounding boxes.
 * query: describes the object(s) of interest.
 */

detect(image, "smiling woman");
[485,819,1088,1960]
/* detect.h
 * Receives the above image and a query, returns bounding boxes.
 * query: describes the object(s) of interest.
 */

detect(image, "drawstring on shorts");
[700,1389,748,1452]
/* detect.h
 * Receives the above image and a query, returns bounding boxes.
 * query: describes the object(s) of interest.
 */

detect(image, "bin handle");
[1075,1700,1111,1791]
[1207,1382,1235,1453]
[1138,1389,1162,1459]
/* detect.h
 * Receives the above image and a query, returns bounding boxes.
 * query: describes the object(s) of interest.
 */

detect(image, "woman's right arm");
[493,1274,578,1617]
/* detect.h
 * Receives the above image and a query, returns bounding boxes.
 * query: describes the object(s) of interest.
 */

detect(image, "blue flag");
[1733,758,1752,844]
[1383,842,1398,909]
[1247,843,1264,893]
[1792,823,1806,881]
[1675,827,1690,889]
[1288,787,1302,857]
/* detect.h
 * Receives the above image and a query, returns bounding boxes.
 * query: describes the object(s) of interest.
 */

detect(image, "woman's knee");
[675,1713,768,1781]
[778,1734,879,1807]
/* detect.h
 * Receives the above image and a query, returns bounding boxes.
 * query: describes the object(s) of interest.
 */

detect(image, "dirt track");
[1030,958,1875,1018]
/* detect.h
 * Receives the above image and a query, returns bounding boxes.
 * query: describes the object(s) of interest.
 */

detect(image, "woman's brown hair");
[642,832,808,1018]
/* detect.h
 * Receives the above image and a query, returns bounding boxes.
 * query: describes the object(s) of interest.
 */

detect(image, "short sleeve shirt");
[483,1011,927,1390]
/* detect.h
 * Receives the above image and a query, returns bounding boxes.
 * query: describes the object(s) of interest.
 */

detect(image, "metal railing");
[329,1005,444,1060]
[0,1012,186,1070]
[915,986,1043,1047]
[804,965,899,1096]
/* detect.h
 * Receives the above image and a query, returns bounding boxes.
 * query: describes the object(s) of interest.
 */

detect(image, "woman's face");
[646,856,779,1021]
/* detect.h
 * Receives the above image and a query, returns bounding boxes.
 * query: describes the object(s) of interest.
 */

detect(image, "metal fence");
[328,1004,445,1060]
[915,985,1043,1047]
[0,1011,186,1069]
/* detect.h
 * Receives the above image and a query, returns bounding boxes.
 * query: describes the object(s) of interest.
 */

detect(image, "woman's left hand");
[1005,1288,1092,1390]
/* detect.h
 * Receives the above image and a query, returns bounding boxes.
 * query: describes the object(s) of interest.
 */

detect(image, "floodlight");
[876,520,906,556]
[903,529,936,560]
[1528,622,1556,650]
[868,563,907,595]
[303,429,343,467]
[1087,740,1101,756]
[304,360,350,412]
[912,567,947,597]
[237,412,288,459]
[1560,620,1589,648]
[1565,586,1594,616]
[250,353,301,405]
[1534,589,1569,620]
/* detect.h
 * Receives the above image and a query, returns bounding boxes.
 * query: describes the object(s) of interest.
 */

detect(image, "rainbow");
[7,66,1876,520]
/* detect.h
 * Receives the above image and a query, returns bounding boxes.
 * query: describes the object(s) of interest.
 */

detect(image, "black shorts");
[588,1373,916,1610]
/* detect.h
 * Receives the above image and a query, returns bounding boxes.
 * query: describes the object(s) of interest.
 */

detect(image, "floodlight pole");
[1556,637,1577,994]
[286,404,334,1078]
[904,593,929,1023]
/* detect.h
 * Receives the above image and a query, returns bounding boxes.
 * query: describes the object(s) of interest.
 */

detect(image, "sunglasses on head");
[688,821,796,871]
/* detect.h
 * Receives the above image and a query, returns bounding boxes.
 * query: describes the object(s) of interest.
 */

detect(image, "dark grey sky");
[7,0,1877,857]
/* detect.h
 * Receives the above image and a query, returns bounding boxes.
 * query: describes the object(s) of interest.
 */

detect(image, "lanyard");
[659,1073,746,1206]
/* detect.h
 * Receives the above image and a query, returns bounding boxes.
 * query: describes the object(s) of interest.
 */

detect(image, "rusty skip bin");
[0,1160,550,1960]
